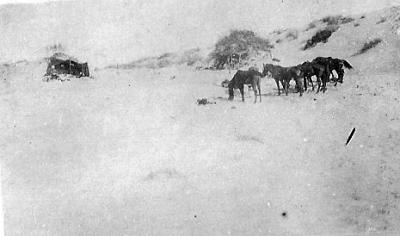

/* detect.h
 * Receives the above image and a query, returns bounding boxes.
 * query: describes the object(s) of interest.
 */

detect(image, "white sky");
[0,0,61,4]
[1,0,400,65]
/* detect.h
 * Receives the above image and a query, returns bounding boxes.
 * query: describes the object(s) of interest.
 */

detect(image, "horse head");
[262,63,274,77]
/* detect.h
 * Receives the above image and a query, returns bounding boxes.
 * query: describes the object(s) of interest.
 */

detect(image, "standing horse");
[262,63,304,96]
[300,61,330,93]
[228,70,265,103]
[328,58,353,85]
[310,57,333,92]
[312,57,353,86]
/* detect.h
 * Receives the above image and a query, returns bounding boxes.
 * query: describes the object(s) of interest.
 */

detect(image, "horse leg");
[310,76,315,91]
[296,78,303,96]
[285,80,289,96]
[252,81,257,103]
[336,70,344,86]
[316,76,321,93]
[239,85,245,102]
[275,79,281,95]
[303,76,308,91]
[228,87,234,100]
[253,77,261,103]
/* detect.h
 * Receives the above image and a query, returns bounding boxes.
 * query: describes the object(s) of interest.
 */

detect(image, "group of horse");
[227,57,353,103]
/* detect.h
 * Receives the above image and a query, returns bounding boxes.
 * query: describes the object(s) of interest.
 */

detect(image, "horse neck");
[271,66,283,76]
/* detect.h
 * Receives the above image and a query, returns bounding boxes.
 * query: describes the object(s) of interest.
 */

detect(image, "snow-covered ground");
[2,5,400,236]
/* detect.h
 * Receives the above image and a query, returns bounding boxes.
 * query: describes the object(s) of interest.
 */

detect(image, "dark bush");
[303,26,338,50]
[276,39,282,44]
[321,16,341,25]
[273,29,285,35]
[340,17,355,24]
[354,23,360,27]
[376,17,386,24]
[158,53,174,60]
[210,30,273,69]
[360,15,366,19]
[272,58,281,62]
[321,15,354,25]
[355,38,382,55]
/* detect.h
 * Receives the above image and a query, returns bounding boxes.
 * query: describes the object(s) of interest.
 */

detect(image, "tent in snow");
[45,53,90,77]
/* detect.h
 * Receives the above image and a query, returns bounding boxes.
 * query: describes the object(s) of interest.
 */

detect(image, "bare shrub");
[355,38,382,55]
[376,17,386,24]
[273,29,285,35]
[321,15,354,25]
[303,26,339,50]
[209,30,273,69]
[341,17,355,24]
[321,15,341,25]
[272,58,281,62]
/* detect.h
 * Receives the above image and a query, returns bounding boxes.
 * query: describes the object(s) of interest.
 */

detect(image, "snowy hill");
[2,4,400,236]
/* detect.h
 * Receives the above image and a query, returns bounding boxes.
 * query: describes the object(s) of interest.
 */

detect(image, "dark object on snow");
[45,53,90,78]
[345,128,356,146]
[197,98,216,105]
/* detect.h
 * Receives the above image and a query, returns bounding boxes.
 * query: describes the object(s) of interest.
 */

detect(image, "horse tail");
[342,60,353,69]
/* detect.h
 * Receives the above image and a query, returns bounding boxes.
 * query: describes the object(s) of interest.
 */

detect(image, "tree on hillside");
[210,30,273,69]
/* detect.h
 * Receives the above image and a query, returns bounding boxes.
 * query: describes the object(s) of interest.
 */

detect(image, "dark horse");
[312,57,353,86]
[300,61,330,93]
[262,63,304,96]
[228,70,265,103]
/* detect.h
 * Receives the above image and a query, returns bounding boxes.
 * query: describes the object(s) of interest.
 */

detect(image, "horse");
[312,57,353,86]
[328,58,353,85]
[228,69,265,103]
[262,63,304,96]
[300,61,330,93]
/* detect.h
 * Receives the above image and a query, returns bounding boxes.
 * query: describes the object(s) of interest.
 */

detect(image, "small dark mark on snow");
[144,168,182,181]
[194,215,197,218]
[313,98,317,101]
[281,212,287,218]
[197,98,216,105]
[345,128,356,146]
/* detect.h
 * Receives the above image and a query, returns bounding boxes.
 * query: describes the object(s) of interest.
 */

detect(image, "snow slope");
[1,5,400,236]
